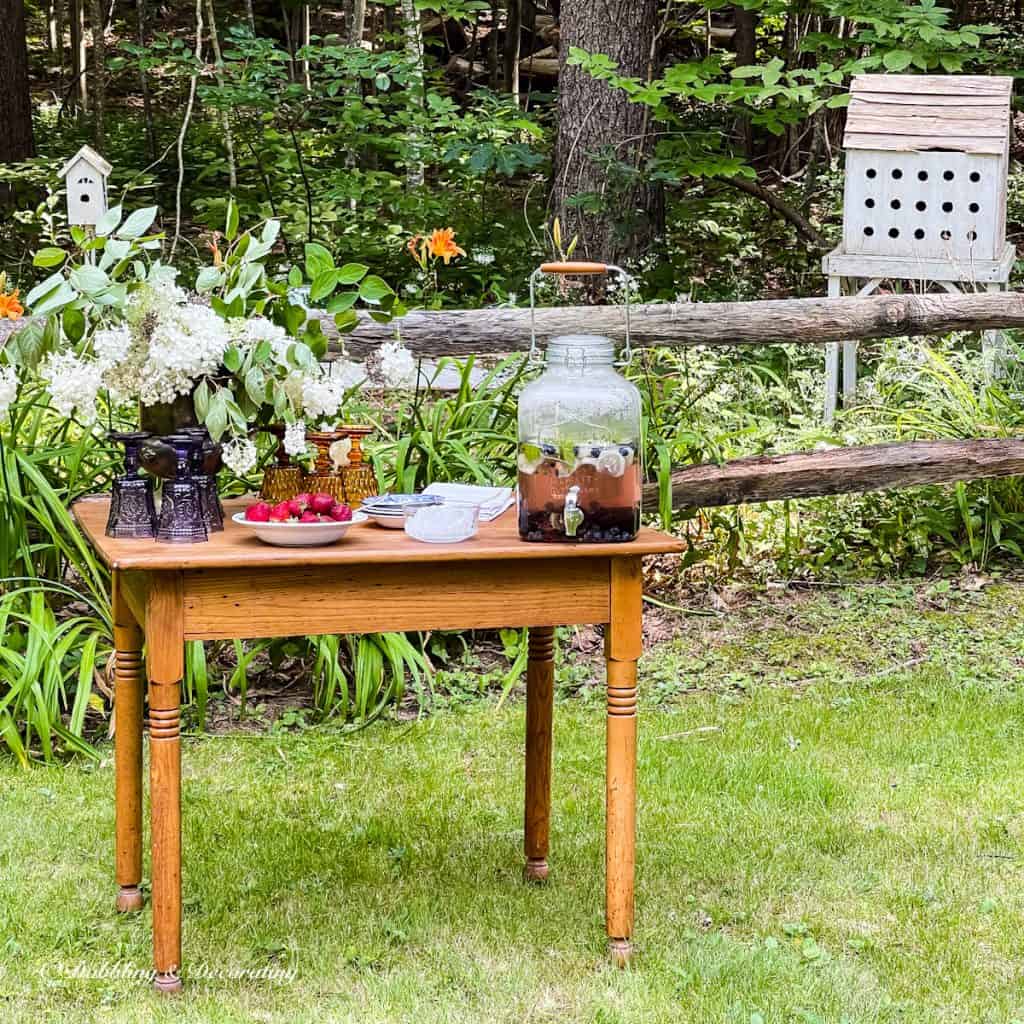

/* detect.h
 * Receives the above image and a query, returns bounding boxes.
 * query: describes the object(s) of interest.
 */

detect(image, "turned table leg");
[524,626,555,882]
[605,558,643,967]
[113,573,144,914]
[146,573,184,994]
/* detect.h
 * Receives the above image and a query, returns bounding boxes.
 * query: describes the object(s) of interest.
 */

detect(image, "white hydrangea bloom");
[125,268,188,326]
[93,325,133,369]
[221,437,258,477]
[139,303,232,405]
[301,370,346,424]
[378,341,416,388]
[40,351,104,424]
[283,419,307,457]
[235,317,292,365]
[0,364,17,417]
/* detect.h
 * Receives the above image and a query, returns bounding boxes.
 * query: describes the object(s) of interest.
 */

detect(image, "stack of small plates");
[361,493,443,529]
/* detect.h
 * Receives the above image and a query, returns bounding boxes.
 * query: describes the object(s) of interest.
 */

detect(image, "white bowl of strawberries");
[233,493,367,547]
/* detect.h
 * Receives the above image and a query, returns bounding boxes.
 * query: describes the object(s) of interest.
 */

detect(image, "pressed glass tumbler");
[106,431,158,539]
[156,434,208,544]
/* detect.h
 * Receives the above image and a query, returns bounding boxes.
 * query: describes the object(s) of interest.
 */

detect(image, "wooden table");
[74,496,684,993]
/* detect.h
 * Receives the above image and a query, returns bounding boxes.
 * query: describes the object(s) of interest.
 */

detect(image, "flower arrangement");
[1,202,415,476]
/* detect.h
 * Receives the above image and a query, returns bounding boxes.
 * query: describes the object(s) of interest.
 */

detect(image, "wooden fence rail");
[332,290,1024,357]
[640,440,1024,510]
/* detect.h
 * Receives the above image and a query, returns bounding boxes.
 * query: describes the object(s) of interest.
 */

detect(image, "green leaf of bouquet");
[244,367,265,406]
[95,205,123,237]
[204,390,228,441]
[70,265,110,295]
[118,206,159,239]
[222,346,242,373]
[193,378,211,419]
[32,281,78,316]
[33,247,67,269]
[195,266,223,293]
[287,265,303,288]
[62,307,86,342]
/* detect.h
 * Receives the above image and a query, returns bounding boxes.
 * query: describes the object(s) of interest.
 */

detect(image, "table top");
[74,496,685,571]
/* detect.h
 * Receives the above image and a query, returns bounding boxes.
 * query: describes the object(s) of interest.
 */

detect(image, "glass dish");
[403,501,479,544]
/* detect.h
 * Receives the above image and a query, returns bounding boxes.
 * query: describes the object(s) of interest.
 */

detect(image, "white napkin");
[422,483,515,522]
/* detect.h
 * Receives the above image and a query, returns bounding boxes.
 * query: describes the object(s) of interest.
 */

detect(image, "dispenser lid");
[547,334,615,363]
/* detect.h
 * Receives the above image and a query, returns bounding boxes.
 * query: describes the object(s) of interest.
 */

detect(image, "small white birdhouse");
[59,146,112,226]
[832,74,1013,275]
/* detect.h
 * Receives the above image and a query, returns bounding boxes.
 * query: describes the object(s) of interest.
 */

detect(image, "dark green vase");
[139,395,199,437]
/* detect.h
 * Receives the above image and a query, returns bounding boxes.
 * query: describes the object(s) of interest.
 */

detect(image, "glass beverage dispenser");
[517,263,641,543]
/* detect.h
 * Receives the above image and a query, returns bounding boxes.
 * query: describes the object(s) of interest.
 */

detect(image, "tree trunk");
[137,0,157,161]
[348,0,366,44]
[70,0,88,109]
[733,4,758,159]
[504,0,522,102]
[640,439,1024,510]
[0,0,36,163]
[401,0,425,188]
[205,0,238,189]
[90,0,106,148]
[552,0,659,262]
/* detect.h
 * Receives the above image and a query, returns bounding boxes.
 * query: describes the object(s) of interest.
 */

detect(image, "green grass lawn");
[5,579,1024,1023]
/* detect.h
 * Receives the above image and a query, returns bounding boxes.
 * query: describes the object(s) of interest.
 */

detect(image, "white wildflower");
[221,437,258,477]
[0,364,17,417]
[92,324,132,369]
[330,359,366,391]
[40,351,104,424]
[283,419,307,457]
[473,250,495,266]
[378,341,416,388]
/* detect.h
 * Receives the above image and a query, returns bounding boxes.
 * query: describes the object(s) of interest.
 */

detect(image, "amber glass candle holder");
[260,425,303,504]
[304,429,347,504]
[337,425,378,509]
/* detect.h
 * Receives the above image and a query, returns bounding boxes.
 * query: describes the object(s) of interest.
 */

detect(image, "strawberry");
[329,502,353,522]
[310,492,336,514]
[299,510,319,523]
[269,501,292,522]
[244,502,272,523]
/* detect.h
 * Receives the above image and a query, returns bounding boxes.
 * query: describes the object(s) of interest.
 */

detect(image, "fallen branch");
[640,439,1024,510]
[721,174,829,251]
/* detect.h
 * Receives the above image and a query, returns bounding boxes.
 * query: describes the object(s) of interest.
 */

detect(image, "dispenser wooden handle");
[539,261,609,276]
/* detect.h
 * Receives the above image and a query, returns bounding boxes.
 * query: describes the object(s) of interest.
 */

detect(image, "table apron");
[179,557,614,640]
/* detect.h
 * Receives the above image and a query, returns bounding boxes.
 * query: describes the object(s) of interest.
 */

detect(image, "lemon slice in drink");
[597,447,627,477]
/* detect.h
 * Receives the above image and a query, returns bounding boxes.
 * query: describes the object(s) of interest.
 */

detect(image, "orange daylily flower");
[0,288,24,321]
[425,228,466,265]
[406,234,423,257]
